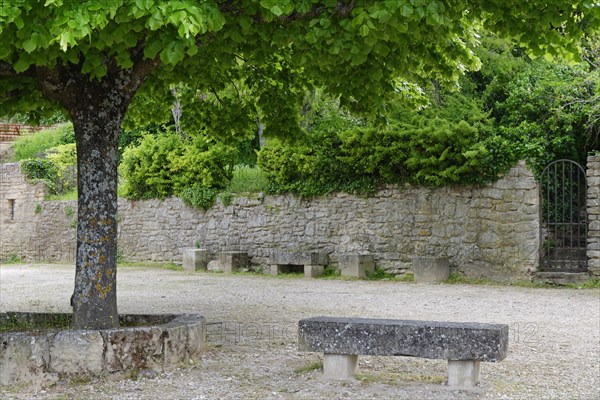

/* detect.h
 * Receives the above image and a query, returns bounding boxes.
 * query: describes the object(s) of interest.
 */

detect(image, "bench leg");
[269,265,280,276]
[447,360,480,387]
[304,265,324,278]
[322,353,358,380]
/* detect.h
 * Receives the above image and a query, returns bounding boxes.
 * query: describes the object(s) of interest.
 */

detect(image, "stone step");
[534,271,592,285]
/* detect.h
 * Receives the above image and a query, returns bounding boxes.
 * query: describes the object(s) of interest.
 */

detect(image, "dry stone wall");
[1,162,541,282]
[587,156,600,276]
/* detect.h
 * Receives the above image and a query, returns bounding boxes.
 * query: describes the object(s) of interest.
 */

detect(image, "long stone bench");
[269,251,329,278]
[298,316,509,386]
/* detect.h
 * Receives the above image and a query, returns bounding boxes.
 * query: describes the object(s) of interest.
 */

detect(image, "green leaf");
[359,25,370,37]
[22,37,37,53]
[59,31,74,51]
[271,5,283,16]
[144,38,163,59]
[400,4,413,17]
[14,16,24,29]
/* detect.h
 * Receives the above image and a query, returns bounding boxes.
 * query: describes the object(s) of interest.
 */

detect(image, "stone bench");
[269,251,329,278]
[298,316,508,386]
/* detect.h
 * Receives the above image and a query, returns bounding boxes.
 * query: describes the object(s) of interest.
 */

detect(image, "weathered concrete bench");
[269,251,329,278]
[298,316,508,386]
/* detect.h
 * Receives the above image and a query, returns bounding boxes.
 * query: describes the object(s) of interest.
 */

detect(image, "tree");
[1,0,598,329]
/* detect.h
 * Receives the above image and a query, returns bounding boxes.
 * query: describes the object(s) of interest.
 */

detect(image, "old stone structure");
[587,156,600,276]
[1,161,545,282]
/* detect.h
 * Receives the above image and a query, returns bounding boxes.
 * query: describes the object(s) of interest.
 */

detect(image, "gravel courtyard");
[1,264,599,400]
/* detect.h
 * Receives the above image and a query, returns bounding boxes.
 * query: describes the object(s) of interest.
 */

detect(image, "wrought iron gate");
[539,160,588,272]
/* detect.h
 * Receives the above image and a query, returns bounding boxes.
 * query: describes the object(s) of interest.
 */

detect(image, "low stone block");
[269,251,328,266]
[323,353,358,380]
[49,330,104,374]
[0,333,52,386]
[304,265,324,278]
[220,251,248,273]
[183,249,210,271]
[413,257,450,283]
[102,326,164,372]
[338,254,374,278]
[298,316,509,362]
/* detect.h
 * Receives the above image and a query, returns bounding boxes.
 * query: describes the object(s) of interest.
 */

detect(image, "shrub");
[44,143,77,194]
[120,133,182,199]
[12,123,74,161]
[179,186,217,210]
[119,132,236,207]
[20,158,57,192]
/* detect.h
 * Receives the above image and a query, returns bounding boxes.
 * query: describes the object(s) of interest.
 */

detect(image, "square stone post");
[447,360,481,387]
[323,353,358,380]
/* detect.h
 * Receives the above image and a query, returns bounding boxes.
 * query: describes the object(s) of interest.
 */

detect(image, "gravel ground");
[1,263,599,400]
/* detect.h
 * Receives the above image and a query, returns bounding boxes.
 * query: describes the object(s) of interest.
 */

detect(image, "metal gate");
[539,160,588,272]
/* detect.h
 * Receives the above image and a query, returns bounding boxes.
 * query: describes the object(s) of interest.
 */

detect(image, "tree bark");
[70,98,122,329]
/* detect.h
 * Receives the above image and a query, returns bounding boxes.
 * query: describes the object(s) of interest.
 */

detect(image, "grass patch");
[318,266,341,279]
[11,123,74,161]
[0,313,71,333]
[46,189,77,201]
[365,267,398,281]
[1,254,23,264]
[275,272,304,279]
[396,273,414,283]
[117,261,184,271]
[566,278,600,289]
[225,165,269,193]
[294,360,322,374]
[443,272,494,285]
[0,312,173,333]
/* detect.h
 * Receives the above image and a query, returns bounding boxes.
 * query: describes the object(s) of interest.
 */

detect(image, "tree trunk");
[70,99,123,329]
[34,57,158,330]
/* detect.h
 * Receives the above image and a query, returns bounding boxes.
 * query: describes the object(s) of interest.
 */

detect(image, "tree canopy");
[1,0,598,329]
[2,1,599,119]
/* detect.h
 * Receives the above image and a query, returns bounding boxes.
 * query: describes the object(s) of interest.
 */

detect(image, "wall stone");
[587,156,600,276]
[0,162,540,282]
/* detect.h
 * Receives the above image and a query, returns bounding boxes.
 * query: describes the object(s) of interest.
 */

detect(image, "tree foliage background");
[1,0,598,328]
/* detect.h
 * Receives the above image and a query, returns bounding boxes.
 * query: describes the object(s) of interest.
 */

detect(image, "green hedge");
[119,132,236,206]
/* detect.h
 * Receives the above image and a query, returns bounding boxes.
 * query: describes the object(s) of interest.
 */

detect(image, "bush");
[179,186,217,210]
[21,159,57,192]
[257,90,500,196]
[44,143,77,194]
[12,123,74,161]
[119,133,182,199]
[20,143,78,195]
[119,132,237,206]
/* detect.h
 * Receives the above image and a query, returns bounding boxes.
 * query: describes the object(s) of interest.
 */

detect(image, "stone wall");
[587,156,600,276]
[0,162,541,282]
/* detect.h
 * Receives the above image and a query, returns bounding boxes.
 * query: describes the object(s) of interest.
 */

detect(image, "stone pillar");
[183,248,210,271]
[587,156,600,276]
[322,353,358,380]
[447,360,480,387]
